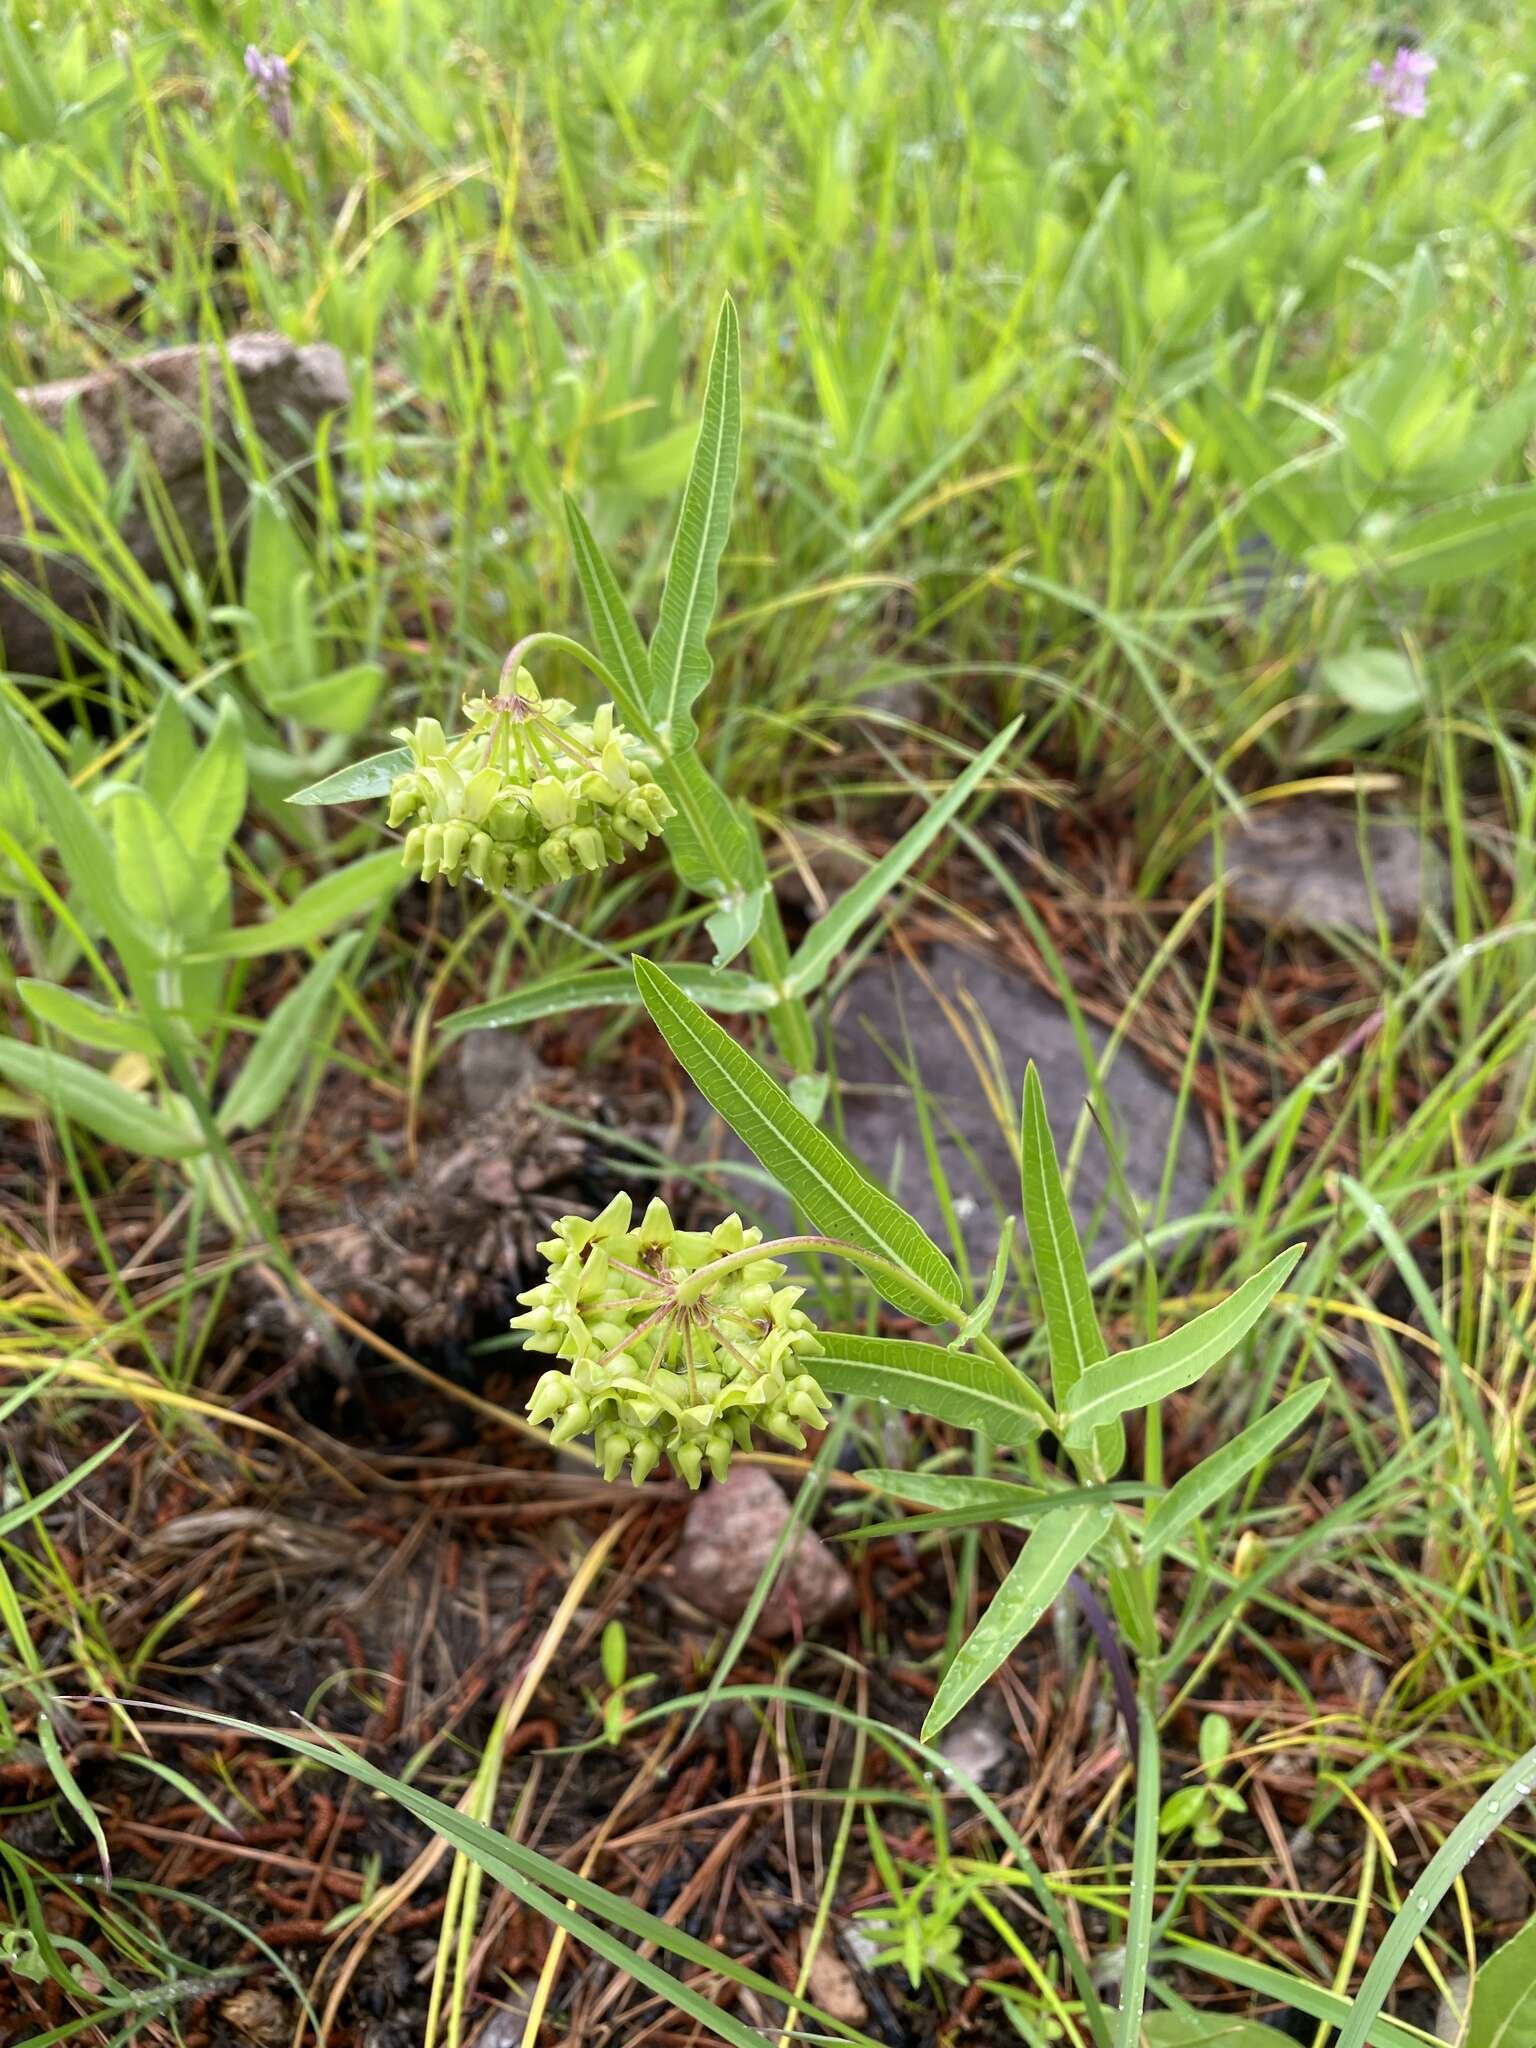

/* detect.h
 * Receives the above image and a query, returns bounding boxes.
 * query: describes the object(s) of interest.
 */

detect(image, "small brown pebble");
[220,1987,288,2046]
[669,1467,854,1637]
[800,1937,868,2025]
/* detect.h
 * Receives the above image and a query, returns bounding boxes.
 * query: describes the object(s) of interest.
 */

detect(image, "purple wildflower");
[1367,45,1437,120]
[244,44,292,140]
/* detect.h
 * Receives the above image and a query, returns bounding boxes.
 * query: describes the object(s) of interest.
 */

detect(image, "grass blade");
[785,717,1022,998]
[138,1708,881,2048]
[1335,1742,1536,2048]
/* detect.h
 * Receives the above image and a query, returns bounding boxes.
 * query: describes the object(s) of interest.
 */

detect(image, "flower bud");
[673,1440,705,1490]
[527,1371,572,1427]
[547,1393,592,1446]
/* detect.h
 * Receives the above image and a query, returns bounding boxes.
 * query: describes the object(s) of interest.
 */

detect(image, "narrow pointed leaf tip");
[921,1504,1111,1738]
[1019,1057,1123,1474]
[1061,1245,1305,1446]
[648,294,741,754]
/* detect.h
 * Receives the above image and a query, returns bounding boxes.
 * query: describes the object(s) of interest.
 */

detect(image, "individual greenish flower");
[387,669,673,891]
[514,1193,831,1486]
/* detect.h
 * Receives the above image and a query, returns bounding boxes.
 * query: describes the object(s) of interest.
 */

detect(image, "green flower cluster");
[386,671,673,890]
[515,1193,832,1486]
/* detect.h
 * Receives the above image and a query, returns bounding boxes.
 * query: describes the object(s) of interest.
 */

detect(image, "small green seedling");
[853,1810,975,1992]
[589,1620,656,1745]
[1159,1713,1248,1851]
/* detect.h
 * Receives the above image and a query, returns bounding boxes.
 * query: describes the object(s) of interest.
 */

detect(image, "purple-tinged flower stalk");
[1367,46,1436,120]
[244,45,293,139]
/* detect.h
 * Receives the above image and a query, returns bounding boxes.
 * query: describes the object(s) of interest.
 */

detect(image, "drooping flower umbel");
[1367,45,1437,119]
[387,671,673,891]
[515,1194,832,1486]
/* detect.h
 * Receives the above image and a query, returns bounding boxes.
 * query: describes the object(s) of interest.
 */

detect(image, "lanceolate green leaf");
[786,718,1022,999]
[563,492,656,738]
[441,962,775,1038]
[111,787,200,936]
[1020,1059,1122,1475]
[166,697,246,876]
[654,747,755,885]
[1143,1382,1325,1557]
[193,850,400,958]
[859,1470,1051,1516]
[1380,485,1536,588]
[287,746,412,806]
[950,1216,1014,1351]
[653,749,766,964]
[0,1041,203,1158]
[856,1470,1141,1538]
[648,295,741,753]
[218,935,358,1133]
[816,1336,1045,1447]
[0,1431,131,1541]
[141,695,197,813]
[1061,1247,1303,1447]
[1467,1915,1536,2048]
[17,982,160,1057]
[634,957,963,1322]
[921,1505,1112,1739]
[0,698,156,981]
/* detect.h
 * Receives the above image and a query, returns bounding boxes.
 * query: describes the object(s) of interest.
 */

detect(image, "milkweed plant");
[290,296,1536,2048]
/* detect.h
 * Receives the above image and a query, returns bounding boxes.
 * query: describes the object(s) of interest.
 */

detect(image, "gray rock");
[455,1030,546,1116]
[1,334,349,674]
[936,1710,1010,1790]
[669,1466,854,1637]
[702,944,1213,1270]
[1193,800,1446,933]
[1434,1973,1470,2048]
[1464,1837,1531,1924]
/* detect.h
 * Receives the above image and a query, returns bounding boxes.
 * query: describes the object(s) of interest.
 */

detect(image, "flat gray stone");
[1,334,348,674]
[1193,800,1446,933]
[702,944,1213,1271]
